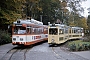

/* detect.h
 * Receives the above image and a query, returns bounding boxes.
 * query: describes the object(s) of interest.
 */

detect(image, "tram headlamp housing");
[17,20,20,23]
[51,39,54,42]
[20,38,23,41]
[13,38,16,41]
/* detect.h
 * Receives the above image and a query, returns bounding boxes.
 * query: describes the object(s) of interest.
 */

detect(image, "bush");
[68,40,90,51]
[82,44,90,50]
[0,30,11,45]
[69,43,76,51]
[83,36,90,42]
[78,43,83,51]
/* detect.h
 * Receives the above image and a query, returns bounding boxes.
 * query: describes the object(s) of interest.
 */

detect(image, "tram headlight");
[13,38,16,41]
[17,20,20,23]
[51,39,54,42]
[20,38,23,41]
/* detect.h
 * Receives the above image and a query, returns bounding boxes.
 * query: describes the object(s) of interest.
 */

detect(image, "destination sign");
[15,24,22,26]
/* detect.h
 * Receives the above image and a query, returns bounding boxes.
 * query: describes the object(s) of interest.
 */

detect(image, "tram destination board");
[15,24,22,26]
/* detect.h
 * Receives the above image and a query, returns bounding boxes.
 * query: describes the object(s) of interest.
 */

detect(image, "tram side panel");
[25,27,48,45]
[58,27,69,44]
[69,27,83,40]
[58,28,66,44]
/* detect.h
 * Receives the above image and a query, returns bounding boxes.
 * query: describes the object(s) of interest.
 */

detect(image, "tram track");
[0,42,89,60]
[0,47,18,60]
[51,45,89,60]
[23,47,31,60]
[51,47,68,60]
[8,49,18,60]
[0,46,32,60]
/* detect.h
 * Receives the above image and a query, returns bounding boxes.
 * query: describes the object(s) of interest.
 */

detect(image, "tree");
[0,0,87,26]
[31,0,62,24]
[0,0,25,24]
[86,7,90,34]
[87,15,90,31]
[80,17,88,29]
[60,0,69,24]
[58,0,86,25]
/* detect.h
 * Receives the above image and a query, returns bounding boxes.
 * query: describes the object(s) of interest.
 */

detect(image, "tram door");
[48,28,58,44]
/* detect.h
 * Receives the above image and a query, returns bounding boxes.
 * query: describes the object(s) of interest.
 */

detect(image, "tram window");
[34,28,36,34]
[38,28,40,34]
[36,28,38,34]
[49,28,58,35]
[26,26,32,34]
[74,29,76,33]
[14,26,26,34]
[27,28,29,33]
[27,28,31,34]
[73,29,77,33]
[32,28,35,33]
[31,28,41,34]
[34,28,37,34]
[69,28,72,33]
[65,29,68,33]
[80,29,83,33]
[73,29,80,33]
[59,29,64,34]
[77,29,80,33]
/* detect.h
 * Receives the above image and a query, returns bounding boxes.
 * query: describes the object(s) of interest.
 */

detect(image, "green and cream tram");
[48,23,84,45]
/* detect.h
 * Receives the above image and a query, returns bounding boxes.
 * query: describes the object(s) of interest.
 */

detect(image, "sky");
[81,0,90,17]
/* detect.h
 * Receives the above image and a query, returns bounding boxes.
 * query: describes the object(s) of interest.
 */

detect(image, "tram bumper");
[12,35,27,45]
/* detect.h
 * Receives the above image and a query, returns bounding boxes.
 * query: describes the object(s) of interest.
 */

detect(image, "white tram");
[12,19,48,46]
[48,23,84,45]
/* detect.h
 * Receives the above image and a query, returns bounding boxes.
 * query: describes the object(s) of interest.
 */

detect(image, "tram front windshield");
[13,26,26,34]
[49,28,58,35]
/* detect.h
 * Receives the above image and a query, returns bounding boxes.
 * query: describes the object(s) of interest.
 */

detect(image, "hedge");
[68,40,90,51]
[0,30,11,45]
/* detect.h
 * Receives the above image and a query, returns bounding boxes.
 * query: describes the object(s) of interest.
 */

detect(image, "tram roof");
[13,19,43,25]
[71,26,83,29]
[48,24,71,29]
[49,24,70,27]
[48,23,83,30]
[49,24,66,26]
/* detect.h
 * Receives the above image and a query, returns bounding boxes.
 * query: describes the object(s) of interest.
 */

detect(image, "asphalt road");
[0,43,90,60]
